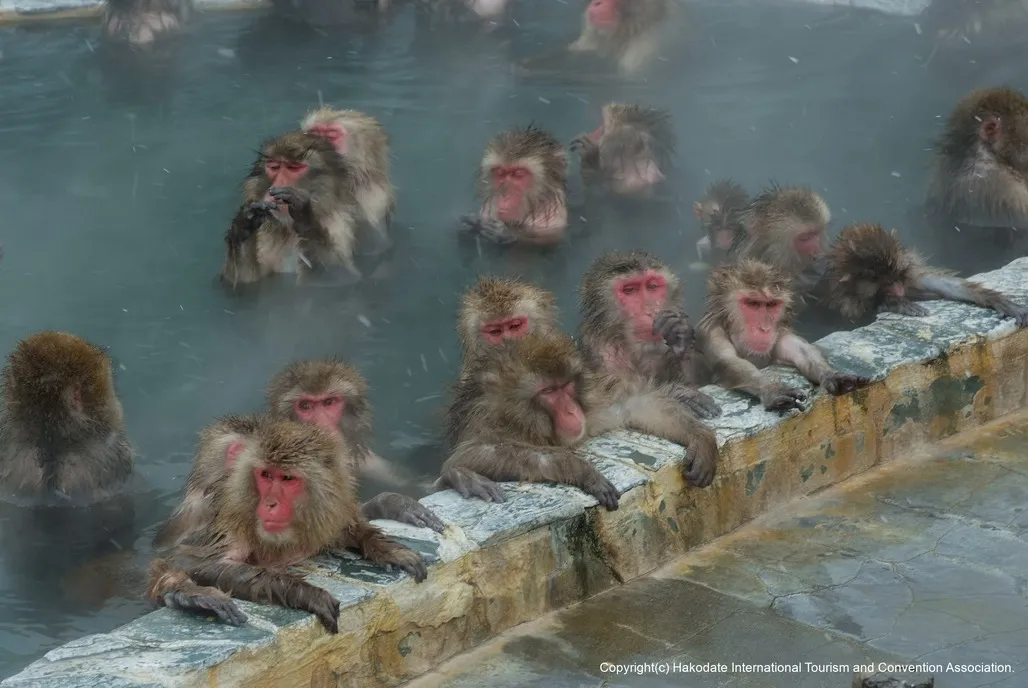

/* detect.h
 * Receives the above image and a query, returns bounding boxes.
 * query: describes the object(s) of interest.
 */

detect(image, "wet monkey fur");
[691,179,749,270]
[697,260,871,413]
[926,87,1028,233]
[0,332,134,505]
[301,108,396,249]
[148,418,426,633]
[459,126,569,246]
[221,131,363,286]
[570,103,675,199]
[823,223,1028,326]
[102,0,193,47]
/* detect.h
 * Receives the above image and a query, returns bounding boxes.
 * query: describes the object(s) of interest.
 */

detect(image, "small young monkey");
[823,222,1028,325]
[459,126,569,246]
[570,102,675,199]
[697,260,871,413]
[691,179,749,270]
[102,0,193,46]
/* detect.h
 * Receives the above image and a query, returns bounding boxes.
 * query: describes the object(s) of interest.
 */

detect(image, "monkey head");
[597,103,673,195]
[247,132,347,218]
[458,276,559,354]
[745,184,830,271]
[708,260,794,357]
[2,331,123,438]
[222,420,353,551]
[302,107,385,162]
[941,87,1028,174]
[266,359,370,439]
[826,223,924,319]
[473,332,589,446]
[693,179,748,251]
[586,0,619,32]
[480,126,567,225]
[580,251,683,345]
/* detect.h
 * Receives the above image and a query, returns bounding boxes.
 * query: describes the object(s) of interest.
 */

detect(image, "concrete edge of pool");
[4,255,1028,687]
[0,0,930,25]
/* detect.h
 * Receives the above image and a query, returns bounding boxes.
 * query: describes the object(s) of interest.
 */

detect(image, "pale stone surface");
[817,322,942,381]
[370,519,478,564]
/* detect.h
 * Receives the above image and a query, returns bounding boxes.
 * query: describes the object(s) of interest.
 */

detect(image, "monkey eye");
[285,162,309,173]
[484,326,503,336]
[540,385,560,395]
[646,280,660,291]
[298,400,313,411]
[266,162,282,172]
[323,397,337,406]
[621,283,639,294]
[281,474,296,482]
[508,321,523,331]
[260,470,272,480]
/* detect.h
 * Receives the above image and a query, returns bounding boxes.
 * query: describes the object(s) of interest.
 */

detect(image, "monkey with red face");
[697,260,870,413]
[221,132,363,286]
[459,126,569,246]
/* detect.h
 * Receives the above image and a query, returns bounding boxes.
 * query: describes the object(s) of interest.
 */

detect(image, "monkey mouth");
[261,520,291,534]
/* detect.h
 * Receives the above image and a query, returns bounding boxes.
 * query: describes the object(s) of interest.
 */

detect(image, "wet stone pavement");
[410,413,1028,688]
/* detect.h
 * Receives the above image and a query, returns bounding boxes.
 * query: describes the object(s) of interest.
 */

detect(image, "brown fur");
[148,418,426,633]
[565,0,679,75]
[479,126,567,217]
[698,260,869,411]
[824,222,1028,325]
[693,179,749,265]
[103,0,193,46]
[736,183,831,283]
[578,251,720,487]
[457,276,561,363]
[301,107,396,238]
[926,87,1028,228]
[0,332,133,504]
[221,131,362,286]
[574,103,675,196]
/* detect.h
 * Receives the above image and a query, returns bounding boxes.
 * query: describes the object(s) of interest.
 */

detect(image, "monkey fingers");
[268,186,314,219]
[380,546,429,583]
[306,588,341,634]
[244,200,277,221]
[759,384,807,413]
[442,466,507,503]
[569,135,597,155]
[821,372,871,396]
[669,386,722,419]
[582,470,620,511]
[682,451,716,488]
[994,299,1028,327]
[362,492,446,533]
[162,587,248,626]
[458,215,519,245]
[879,298,930,318]
[652,309,694,356]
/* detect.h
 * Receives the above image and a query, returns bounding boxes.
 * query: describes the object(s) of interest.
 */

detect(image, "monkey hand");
[653,309,695,356]
[306,587,341,634]
[228,201,275,242]
[880,298,929,318]
[669,384,722,419]
[162,586,248,626]
[458,214,519,245]
[995,299,1028,328]
[820,372,871,396]
[582,468,620,511]
[268,186,313,218]
[759,383,807,413]
[362,492,446,533]
[682,442,717,488]
[381,545,429,583]
[569,134,598,156]
[441,466,507,503]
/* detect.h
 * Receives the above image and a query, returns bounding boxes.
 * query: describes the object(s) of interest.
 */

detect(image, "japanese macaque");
[823,222,1028,325]
[925,87,1028,232]
[570,103,675,199]
[0,332,133,505]
[301,108,395,247]
[102,0,193,46]
[579,250,721,424]
[266,358,445,531]
[457,276,561,370]
[459,126,569,246]
[919,0,1028,52]
[691,179,750,270]
[221,131,362,286]
[521,0,678,77]
[148,418,427,632]
[736,184,831,295]
[697,260,871,413]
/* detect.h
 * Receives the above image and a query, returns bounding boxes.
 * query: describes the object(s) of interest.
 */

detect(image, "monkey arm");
[773,333,869,396]
[335,520,428,582]
[361,492,446,534]
[700,325,807,412]
[146,557,247,627]
[569,134,602,186]
[441,439,619,510]
[912,273,1028,326]
[458,214,521,245]
[433,466,507,503]
[222,204,273,285]
[165,548,342,633]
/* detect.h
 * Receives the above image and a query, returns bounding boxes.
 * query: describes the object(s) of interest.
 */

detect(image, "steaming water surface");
[0,0,1022,676]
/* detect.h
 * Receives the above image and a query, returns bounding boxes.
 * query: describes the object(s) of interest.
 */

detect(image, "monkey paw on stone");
[163,588,248,627]
[682,450,716,488]
[821,372,870,396]
[306,587,341,634]
[760,383,807,413]
[584,471,620,511]
[458,214,518,245]
[363,492,446,533]
[381,546,429,583]
[997,300,1028,328]
[442,466,507,503]
[880,298,929,318]
[653,309,695,356]
[669,384,722,420]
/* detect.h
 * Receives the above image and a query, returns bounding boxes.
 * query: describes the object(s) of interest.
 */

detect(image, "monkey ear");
[692,201,704,219]
[979,115,1002,143]
[225,440,246,470]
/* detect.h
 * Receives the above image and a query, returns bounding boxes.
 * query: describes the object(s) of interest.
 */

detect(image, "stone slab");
[817,323,943,381]
[873,300,1009,350]
[369,519,477,564]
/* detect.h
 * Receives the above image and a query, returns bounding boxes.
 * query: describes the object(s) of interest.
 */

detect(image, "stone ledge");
[5,258,1028,687]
